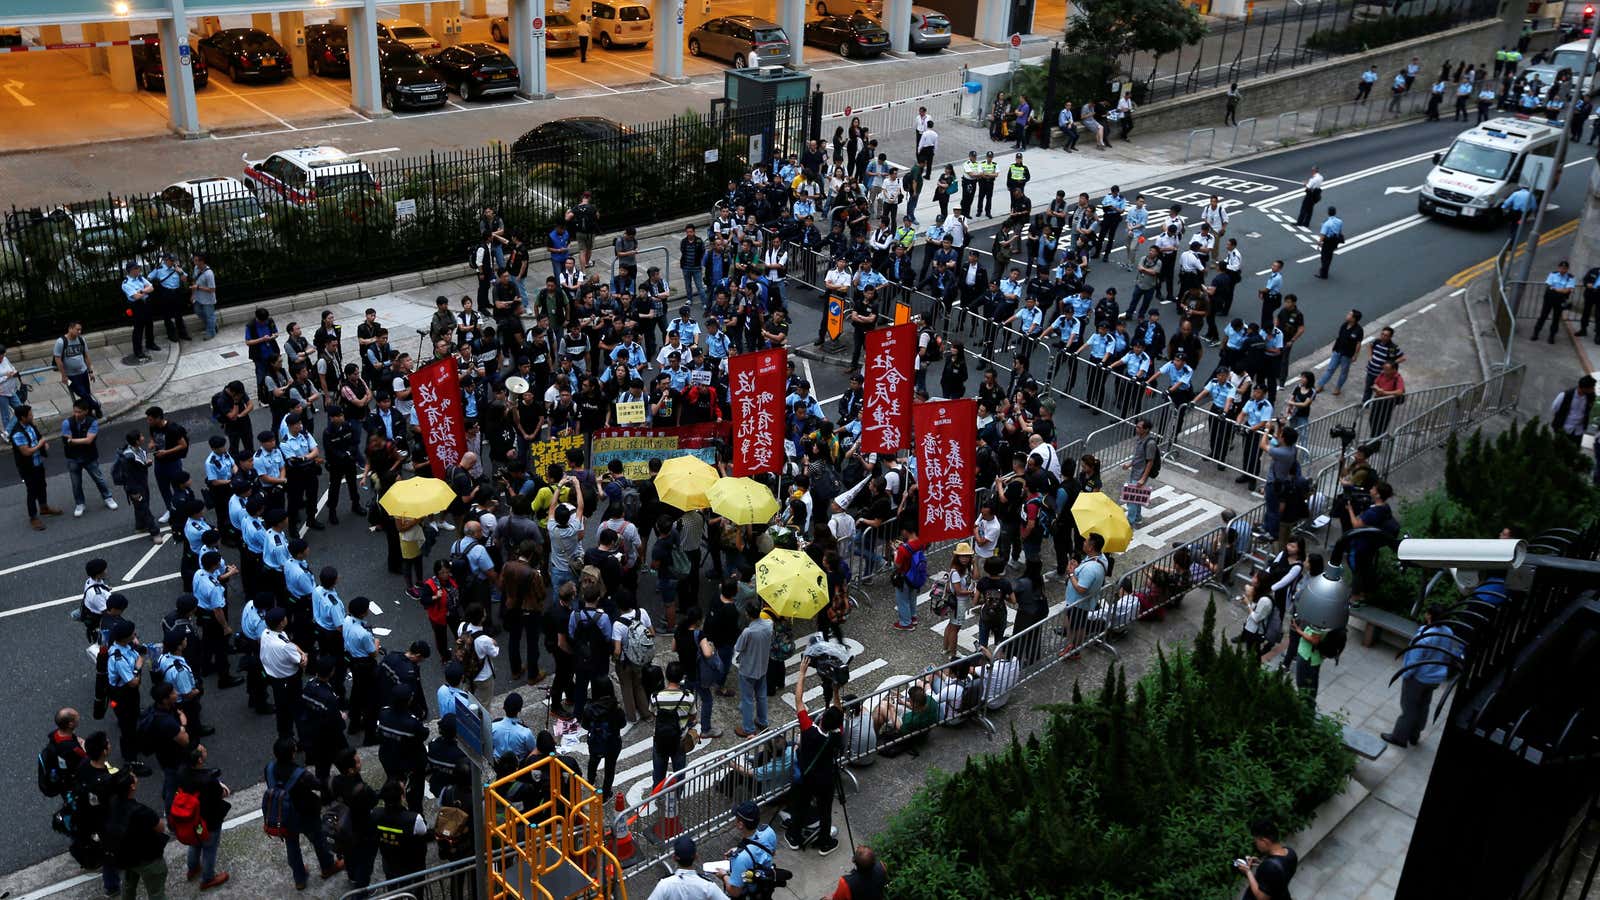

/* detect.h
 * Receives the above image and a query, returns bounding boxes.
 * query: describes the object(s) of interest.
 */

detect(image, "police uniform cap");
[264,509,289,525]
[185,499,207,516]
[175,594,197,612]
[232,450,253,464]
[264,607,288,625]
[208,435,227,449]
[390,684,413,704]
[504,692,524,715]
[288,538,309,555]
[734,800,761,827]
[230,474,253,492]
[673,836,697,863]
[107,592,129,611]
[245,496,265,513]
[443,660,465,681]
[109,619,135,641]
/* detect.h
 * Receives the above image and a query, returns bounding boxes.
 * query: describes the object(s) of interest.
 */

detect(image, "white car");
[243,146,378,205]
[155,176,267,220]
[377,19,440,52]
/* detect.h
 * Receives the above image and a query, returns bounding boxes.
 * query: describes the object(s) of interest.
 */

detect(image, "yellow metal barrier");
[485,755,629,900]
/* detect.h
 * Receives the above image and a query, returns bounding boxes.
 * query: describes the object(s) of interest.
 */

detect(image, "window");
[161,186,193,212]
[619,5,650,20]
[1439,142,1515,180]
[593,4,616,19]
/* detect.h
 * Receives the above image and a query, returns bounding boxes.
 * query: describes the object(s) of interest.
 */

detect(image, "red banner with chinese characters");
[728,348,787,476]
[410,358,467,471]
[914,399,976,544]
[860,322,915,454]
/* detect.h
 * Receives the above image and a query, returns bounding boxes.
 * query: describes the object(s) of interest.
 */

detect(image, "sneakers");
[157,510,171,525]
[199,873,230,890]
[891,621,915,631]
[784,833,806,851]
[814,837,841,856]
[74,504,86,518]
[437,520,457,531]
[103,497,118,511]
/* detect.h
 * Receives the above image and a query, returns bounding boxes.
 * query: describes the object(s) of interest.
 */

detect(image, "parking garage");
[0,0,1033,150]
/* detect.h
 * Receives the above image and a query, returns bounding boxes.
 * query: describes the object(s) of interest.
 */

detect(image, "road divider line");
[1254,148,1446,212]
[0,532,150,577]
[1444,218,1579,287]
[121,535,169,583]
[2,572,181,620]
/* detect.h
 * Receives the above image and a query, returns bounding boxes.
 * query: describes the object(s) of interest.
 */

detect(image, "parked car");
[154,177,266,220]
[428,42,520,101]
[511,116,632,167]
[196,28,291,83]
[490,12,582,51]
[905,7,952,51]
[0,27,24,48]
[305,23,350,77]
[243,146,378,205]
[590,0,653,48]
[803,13,889,58]
[131,33,209,91]
[688,16,791,67]
[376,19,441,52]
[377,39,449,110]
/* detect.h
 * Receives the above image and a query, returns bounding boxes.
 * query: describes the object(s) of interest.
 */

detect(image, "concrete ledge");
[1292,777,1371,856]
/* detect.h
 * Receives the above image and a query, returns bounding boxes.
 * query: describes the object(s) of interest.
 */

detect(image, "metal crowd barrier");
[1165,401,1311,487]
[342,857,478,900]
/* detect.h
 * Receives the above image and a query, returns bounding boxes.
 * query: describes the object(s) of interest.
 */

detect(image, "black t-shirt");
[146,707,185,769]
[976,576,1012,622]
[1243,848,1297,900]
[1275,308,1305,343]
[851,298,875,332]
[109,798,169,866]
[1014,576,1047,618]
[151,421,189,460]
[705,599,743,648]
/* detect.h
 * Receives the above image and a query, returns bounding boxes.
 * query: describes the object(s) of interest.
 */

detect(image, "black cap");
[264,607,288,626]
[110,619,135,641]
[264,509,289,526]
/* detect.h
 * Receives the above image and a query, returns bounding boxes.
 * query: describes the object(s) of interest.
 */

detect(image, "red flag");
[409,358,468,472]
[860,323,915,454]
[914,399,976,544]
[728,347,787,476]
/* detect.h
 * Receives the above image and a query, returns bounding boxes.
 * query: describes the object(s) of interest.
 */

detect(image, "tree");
[1065,0,1206,61]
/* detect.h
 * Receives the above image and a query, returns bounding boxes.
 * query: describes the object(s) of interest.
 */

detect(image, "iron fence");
[1123,0,1498,104]
[0,99,817,344]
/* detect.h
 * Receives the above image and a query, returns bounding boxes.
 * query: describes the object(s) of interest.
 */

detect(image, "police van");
[1548,38,1600,96]
[1417,117,1561,223]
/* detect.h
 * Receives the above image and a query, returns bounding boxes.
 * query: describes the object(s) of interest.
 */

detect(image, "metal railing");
[1271,110,1301,144]
[611,246,672,294]
[1371,365,1525,476]
[1185,127,1217,162]
[342,858,478,900]
[1311,91,1431,134]
[1230,117,1259,154]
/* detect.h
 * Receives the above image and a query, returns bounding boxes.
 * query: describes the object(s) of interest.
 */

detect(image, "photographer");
[1332,442,1378,530]
[785,657,843,856]
[1258,421,1301,544]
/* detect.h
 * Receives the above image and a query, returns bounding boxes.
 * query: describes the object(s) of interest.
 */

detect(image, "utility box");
[723,65,812,110]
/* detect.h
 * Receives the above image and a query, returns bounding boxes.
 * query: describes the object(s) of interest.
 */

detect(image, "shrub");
[1303,11,1458,54]
[875,600,1354,899]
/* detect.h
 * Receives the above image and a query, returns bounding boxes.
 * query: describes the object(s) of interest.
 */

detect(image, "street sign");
[178,43,190,64]
[1008,32,1022,48]
[1007,33,1021,63]
[748,132,764,164]
[452,700,487,763]
[844,105,852,116]
[532,15,545,33]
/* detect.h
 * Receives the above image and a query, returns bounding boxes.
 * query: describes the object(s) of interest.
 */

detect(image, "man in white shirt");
[972,502,1001,561]
[259,607,308,739]
[917,119,939,179]
[1027,433,1062,480]
[977,644,1019,709]
[1200,195,1229,239]
[458,607,501,706]
[646,836,726,899]
[1296,165,1323,227]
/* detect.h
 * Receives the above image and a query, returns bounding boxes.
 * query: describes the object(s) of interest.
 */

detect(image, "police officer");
[146,251,192,343]
[79,557,112,643]
[312,566,348,692]
[1236,383,1274,484]
[1005,152,1030,196]
[958,150,980,217]
[261,509,292,606]
[977,151,998,218]
[380,640,431,725]
[375,684,429,812]
[260,606,307,739]
[240,592,274,715]
[179,498,210,589]
[281,538,317,649]
[425,717,466,799]
[253,430,288,511]
[1316,207,1344,280]
[280,413,324,533]
[1194,365,1239,467]
[344,596,381,740]
[297,655,348,788]
[105,618,144,765]
[373,779,429,882]
[436,661,473,723]
[238,494,267,601]
[322,407,364,525]
[491,692,539,761]
[192,551,240,687]
[154,629,210,739]
[202,436,236,546]
[160,593,204,675]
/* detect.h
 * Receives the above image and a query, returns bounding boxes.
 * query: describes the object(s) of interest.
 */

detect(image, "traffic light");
[1585,4,1595,33]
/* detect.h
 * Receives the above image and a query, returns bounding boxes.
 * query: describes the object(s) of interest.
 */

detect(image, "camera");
[1329,423,1357,445]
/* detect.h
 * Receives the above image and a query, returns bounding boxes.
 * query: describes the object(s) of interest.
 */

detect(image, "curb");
[106,339,184,428]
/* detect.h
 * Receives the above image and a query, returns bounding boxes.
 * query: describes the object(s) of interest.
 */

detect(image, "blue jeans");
[67,372,102,418]
[0,393,20,433]
[552,566,576,595]
[739,673,768,732]
[186,827,220,880]
[1263,477,1282,537]
[67,458,113,507]
[1318,351,1353,391]
[195,303,218,338]
[1125,500,1145,525]
[895,582,916,627]
[694,680,715,731]
[1128,285,1156,322]
[285,826,337,886]
[682,267,705,308]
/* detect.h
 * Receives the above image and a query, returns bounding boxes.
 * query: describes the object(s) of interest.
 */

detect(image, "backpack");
[168,786,206,847]
[261,764,303,838]
[210,390,231,425]
[322,795,356,856]
[110,454,128,488]
[36,738,72,798]
[615,478,642,521]
[1262,605,1284,649]
[1319,627,1349,663]
[572,609,610,670]
[980,581,1008,623]
[904,547,929,589]
[584,697,619,751]
[453,629,486,680]
[448,538,477,584]
[667,545,693,579]
[434,805,471,861]
[1025,495,1055,539]
[618,614,654,668]
[733,838,782,900]
[576,472,599,517]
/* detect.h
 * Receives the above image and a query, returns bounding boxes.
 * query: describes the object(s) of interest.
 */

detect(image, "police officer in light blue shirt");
[1223,318,1248,367]
[437,662,472,722]
[235,592,271,713]
[311,566,348,687]
[203,440,235,537]
[1069,288,1094,321]
[1534,260,1578,342]
[490,692,538,759]
[1196,366,1238,465]
[240,494,267,598]
[253,431,288,507]
[260,509,291,605]
[284,538,316,641]
[155,627,206,736]
[1236,384,1275,482]
[146,252,190,343]
[703,320,731,363]
[343,596,381,736]
[105,617,145,764]
[179,498,210,588]
[785,386,825,421]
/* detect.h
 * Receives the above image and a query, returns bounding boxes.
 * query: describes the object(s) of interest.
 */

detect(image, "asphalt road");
[1,116,1592,877]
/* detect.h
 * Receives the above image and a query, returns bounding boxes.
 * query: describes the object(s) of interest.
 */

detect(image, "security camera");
[1396,539,1525,572]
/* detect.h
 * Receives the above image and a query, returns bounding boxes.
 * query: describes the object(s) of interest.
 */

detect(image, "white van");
[1417,117,1561,223]
[1546,38,1599,96]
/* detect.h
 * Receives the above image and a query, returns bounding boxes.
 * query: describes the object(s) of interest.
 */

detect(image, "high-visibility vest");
[894,226,915,247]
[980,161,998,177]
[1508,50,1522,63]
[1008,164,1027,181]
[962,160,982,179]
[1495,49,1509,62]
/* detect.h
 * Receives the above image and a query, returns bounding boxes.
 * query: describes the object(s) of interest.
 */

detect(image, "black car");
[305,23,349,77]
[427,42,519,101]
[378,40,448,110]
[131,33,209,91]
[803,13,889,57]
[197,28,291,82]
[511,117,631,167]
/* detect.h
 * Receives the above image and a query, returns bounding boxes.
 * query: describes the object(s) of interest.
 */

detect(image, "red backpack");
[168,787,207,847]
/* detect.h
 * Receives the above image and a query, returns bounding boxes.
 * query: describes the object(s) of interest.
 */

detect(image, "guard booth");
[714,66,818,168]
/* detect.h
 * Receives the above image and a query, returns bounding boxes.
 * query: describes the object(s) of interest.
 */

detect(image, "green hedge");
[1303,11,1459,54]
[874,602,1354,900]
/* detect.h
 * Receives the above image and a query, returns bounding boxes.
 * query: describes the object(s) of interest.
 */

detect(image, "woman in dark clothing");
[179,745,231,889]
[941,340,969,400]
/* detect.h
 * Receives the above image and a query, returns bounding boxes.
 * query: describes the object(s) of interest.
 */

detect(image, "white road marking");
[0,572,181,620]
[1293,214,1427,263]
[0,532,151,577]
[122,535,170,583]
[1254,148,1445,212]
[345,147,402,157]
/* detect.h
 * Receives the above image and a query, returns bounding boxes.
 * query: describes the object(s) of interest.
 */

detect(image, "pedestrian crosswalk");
[1125,484,1225,551]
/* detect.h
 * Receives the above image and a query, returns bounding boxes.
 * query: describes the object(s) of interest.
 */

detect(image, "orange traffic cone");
[615,790,626,812]
[607,816,637,866]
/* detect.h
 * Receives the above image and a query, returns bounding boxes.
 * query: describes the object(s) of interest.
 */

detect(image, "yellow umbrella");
[379,477,457,519]
[707,477,780,526]
[755,548,830,620]
[657,456,719,510]
[1071,490,1133,554]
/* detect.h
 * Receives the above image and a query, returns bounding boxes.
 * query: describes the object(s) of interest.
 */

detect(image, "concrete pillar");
[103,22,137,93]
[348,0,389,115]
[752,0,777,22]
[83,23,107,74]
[885,0,911,52]
[1569,166,1600,312]
[779,0,805,68]
[653,0,686,82]
[462,0,488,17]
[38,25,64,46]
[399,3,430,21]
[158,11,204,138]
[428,7,460,47]
[1210,0,1244,16]
[279,11,308,78]
[332,9,353,25]
[251,13,274,32]
[973,0,1007,44]
[507,0,548,97]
